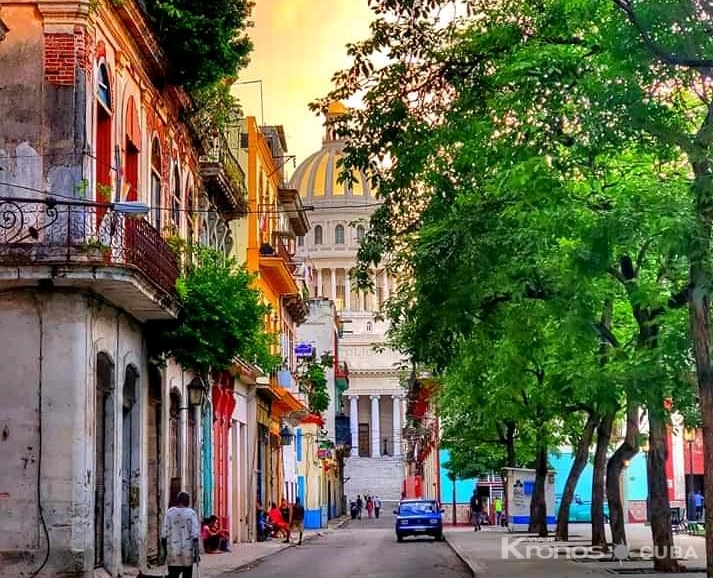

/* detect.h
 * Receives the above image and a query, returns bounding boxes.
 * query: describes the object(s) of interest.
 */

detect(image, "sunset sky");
[234,0,374,175]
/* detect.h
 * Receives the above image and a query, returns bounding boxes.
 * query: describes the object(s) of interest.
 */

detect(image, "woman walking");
[366,495,374,519]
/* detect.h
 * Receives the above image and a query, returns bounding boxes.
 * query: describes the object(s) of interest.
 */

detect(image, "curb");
[444,533,484,578]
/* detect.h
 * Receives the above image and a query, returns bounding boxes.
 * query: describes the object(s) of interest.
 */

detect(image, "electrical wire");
[0,180,383,214]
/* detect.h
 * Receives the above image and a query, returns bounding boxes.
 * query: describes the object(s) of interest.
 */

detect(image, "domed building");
[290,103,406,505]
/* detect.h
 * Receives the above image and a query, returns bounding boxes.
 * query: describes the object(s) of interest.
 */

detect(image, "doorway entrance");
[94,353,115,570]
[121,365,140,565]
[146,365,162,564]
[358,423,370,457]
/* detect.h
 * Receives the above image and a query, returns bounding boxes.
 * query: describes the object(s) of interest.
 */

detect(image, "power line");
[0,180,383,215]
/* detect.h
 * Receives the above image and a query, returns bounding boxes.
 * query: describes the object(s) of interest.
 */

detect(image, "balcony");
[0,197,180,321]
[259,233,299,296]
[200,133,248,220]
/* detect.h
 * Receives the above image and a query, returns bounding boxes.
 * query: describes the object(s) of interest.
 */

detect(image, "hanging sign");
[294,343,314,358]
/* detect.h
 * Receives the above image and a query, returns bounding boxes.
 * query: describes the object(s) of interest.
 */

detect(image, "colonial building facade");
[0,2,312,577]
[290,103,407,504]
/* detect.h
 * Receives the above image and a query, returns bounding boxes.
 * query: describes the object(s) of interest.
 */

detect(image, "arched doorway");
[95,352,115,570]
[169,390,182,507]
[121,365,140,565]
[146,365,162,564]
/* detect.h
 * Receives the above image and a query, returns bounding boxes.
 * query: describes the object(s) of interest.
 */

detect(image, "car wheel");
[435,532,443,541]
[397,534,404,542]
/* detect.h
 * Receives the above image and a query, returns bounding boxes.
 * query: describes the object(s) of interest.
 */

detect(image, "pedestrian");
[374,495,382,519]
[469,490,482,532]
[290,496,305,545]
[161,491,200,578]
[356,494,363,519]
[366,495,374,519]
[695,490,704,521]
[494,496,503,526]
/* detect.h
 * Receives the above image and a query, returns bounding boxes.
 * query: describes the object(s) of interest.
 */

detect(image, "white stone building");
[289,103,406,504]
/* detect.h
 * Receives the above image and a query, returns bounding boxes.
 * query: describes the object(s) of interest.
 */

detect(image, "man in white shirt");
[161,492,200,578]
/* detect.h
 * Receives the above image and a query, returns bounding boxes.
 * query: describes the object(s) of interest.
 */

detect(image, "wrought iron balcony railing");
[0,197,179,298]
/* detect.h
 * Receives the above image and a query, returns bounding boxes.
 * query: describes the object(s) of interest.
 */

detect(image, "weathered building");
[0,1,244,576]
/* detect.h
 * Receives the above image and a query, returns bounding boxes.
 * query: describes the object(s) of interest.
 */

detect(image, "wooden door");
[358,423,370,457]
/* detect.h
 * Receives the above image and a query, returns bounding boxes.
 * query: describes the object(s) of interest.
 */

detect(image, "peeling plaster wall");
[0,290,147,578]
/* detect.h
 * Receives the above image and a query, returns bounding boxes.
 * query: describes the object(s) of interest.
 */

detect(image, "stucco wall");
[0,290,147,577]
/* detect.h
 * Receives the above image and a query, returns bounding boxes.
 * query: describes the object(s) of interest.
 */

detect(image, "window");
[95,64,113,204]
[124,97,140,201]
[151,138,162,230]
[366,322,373,332]
[314,225,323,245]
[171,166,181,231]
[97,64,112,110]
[356,225,365,242]
[335,224,345,244]
[298,236,304,247]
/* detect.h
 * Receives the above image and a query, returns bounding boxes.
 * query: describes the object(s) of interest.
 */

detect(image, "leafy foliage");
[297,353,335,414]
[153,246,279,376]
[144,0,253,90]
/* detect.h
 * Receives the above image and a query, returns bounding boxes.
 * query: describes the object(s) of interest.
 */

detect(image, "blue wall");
[305,510,321,529]
[439,448,649,505]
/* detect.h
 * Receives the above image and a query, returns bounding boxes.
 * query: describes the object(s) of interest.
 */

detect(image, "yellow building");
[230,117,311,511]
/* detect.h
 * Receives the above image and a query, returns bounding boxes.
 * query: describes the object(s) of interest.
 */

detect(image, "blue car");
[394,499,444,542]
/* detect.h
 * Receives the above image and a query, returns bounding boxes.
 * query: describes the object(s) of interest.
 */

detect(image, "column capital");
[391,394,402,401]
[348,395,359,401]
[370,395,380,400]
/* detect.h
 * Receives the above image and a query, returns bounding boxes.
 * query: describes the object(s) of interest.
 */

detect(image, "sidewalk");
[445,523,707,578]
[198,516,349,578]
[139,516,349,578]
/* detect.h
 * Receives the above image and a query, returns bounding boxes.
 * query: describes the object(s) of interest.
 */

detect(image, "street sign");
[294,343,314,358]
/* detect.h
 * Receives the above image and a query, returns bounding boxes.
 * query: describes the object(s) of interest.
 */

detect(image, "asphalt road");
[227,514,471,578]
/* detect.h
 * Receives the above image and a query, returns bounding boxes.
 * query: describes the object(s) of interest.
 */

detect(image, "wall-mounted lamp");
[187,377,206,408]
[280,425,294,446]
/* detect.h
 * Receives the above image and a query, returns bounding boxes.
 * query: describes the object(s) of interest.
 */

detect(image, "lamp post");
[186,377,205,516]
[684,427,696,522]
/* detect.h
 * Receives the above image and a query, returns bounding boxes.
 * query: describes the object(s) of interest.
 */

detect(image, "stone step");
[344,456,404,502]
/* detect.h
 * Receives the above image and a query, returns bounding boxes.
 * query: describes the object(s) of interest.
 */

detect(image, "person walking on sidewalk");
[494,496,503,526]
[356,495,363,519]
[161,491,200,578]
[291,496,305,545]
[374,496,382,519]
[469,491,482,532]
[366,495,374,519]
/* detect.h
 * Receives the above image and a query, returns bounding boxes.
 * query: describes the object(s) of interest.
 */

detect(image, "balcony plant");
[150,245,280,377]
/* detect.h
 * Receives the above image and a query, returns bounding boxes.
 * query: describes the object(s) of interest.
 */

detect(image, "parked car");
[394,499,444,542]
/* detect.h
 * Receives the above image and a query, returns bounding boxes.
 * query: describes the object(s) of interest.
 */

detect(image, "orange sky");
[233,0,374,175]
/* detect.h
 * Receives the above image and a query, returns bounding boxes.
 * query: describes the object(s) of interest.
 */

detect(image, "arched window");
[335,224,345,244]
[297,236,304,247]
[150,138,162,230]
[171,165,181,231]
[314,225,323,245]
[124,96,140,201]
[366,322,373,332]
[356,225,365,242]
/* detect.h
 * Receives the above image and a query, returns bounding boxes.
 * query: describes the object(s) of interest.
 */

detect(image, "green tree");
[152,246,279,377]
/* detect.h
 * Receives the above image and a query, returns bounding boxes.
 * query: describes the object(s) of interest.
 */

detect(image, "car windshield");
[399,502,437,514]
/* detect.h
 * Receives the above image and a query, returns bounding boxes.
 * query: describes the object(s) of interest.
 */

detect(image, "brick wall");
[44,26,86,86]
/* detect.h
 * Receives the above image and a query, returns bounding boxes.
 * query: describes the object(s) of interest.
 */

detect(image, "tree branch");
[612,0,713,69]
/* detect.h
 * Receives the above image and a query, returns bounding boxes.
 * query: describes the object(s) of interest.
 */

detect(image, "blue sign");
[294,343,314,357]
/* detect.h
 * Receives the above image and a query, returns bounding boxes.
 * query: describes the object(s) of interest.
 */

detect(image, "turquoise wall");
[439,448,648,504]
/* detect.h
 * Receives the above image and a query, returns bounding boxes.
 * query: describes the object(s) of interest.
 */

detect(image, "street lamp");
[684,427,696,521]
[187,377,206,408]
[280,425,294,446]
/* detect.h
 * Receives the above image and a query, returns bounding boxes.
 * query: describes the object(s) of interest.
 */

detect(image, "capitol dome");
[289,102,376,203]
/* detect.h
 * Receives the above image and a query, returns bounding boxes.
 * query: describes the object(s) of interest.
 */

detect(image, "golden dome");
[289,103,375,202]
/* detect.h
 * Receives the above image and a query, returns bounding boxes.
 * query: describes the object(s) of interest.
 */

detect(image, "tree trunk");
[505,421,516,467]
[528,442,549,537]
[556,413,598,541]
[688,147,713,578]
[606,403,640,547]
[591,412,613,548]
[647,409,681,572]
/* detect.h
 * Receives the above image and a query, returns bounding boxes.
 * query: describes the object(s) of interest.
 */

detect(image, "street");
[226,515,471,578]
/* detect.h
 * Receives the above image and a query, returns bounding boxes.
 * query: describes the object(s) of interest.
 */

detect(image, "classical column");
[331,268,337,303]
[359,291,366,311]
[317,268,323,297]
[392,395,402,457]
[370,395,381,457]
[383,273,390,302]
[345,273,352,311]
[349,396,359,457]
